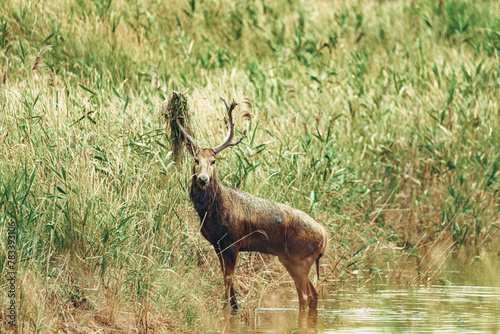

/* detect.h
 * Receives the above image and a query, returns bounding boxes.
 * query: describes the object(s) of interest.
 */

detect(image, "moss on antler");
[162,90,195,164]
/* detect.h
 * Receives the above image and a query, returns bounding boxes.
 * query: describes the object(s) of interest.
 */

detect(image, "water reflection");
[323,285,500,333]
[212,285,500,333]
[209,249,500,333]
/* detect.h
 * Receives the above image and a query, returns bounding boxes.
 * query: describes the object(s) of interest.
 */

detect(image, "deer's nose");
[198,176,208,185]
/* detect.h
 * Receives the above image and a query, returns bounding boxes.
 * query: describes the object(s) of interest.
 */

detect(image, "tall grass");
[0,0,499,332]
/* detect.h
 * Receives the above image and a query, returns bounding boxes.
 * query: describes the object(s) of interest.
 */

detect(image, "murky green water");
[210,248,500,333]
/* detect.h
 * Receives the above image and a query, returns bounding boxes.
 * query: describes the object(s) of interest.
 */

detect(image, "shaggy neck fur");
[190,170,222,218]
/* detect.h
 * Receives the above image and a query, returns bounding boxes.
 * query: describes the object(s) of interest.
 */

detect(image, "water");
[214,285,499,333]
[209,248,500,333]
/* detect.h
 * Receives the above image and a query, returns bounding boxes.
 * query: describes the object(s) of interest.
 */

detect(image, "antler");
[176,119,199,154]
[172,91,199,155]
[212,97,247,154]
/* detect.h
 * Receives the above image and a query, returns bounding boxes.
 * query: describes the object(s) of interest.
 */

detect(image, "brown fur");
[173,97,328,311]
[189,148,328,311]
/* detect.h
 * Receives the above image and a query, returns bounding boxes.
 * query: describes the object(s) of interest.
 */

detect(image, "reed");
[0,0,499,332]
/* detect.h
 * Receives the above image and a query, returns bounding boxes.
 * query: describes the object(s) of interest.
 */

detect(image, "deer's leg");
[217,247,239,311]
[308,280,319,310]
[279,257,315,311]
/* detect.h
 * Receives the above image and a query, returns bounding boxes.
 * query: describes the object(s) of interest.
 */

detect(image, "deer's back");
[212,186,327,258]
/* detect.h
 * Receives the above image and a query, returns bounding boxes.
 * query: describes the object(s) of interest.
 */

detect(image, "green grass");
[0,0,499,332]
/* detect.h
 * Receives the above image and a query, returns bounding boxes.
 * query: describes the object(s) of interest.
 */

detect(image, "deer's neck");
[190,174,222,218]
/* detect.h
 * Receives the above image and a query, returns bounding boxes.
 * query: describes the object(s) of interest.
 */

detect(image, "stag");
[175,95,328,311]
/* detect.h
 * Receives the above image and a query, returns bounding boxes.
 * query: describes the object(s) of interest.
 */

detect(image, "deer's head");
[175,96,247,189]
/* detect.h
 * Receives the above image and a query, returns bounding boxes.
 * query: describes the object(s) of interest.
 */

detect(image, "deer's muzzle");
[198,175,209,186]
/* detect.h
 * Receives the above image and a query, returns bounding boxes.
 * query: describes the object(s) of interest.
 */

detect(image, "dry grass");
[0,0,499,332]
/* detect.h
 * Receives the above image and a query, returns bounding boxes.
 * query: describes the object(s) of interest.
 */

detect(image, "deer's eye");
[194,159,199,164]
[210,160,215,165]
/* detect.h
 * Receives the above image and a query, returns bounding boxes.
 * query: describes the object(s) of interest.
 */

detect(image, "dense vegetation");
[1,0,499,332]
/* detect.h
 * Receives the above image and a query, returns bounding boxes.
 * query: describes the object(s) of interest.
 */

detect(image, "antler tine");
[220,96,230,111]
[212,97,246,154]
[220,96,230,130]
[230,128,247,146]
[220,96,239,121]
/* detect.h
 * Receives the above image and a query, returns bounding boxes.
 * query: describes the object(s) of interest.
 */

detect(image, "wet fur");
[190,148,328,311]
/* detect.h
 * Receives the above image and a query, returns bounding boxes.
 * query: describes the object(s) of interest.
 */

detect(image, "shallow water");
[210,248,500,333]
[216,285,500,333]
